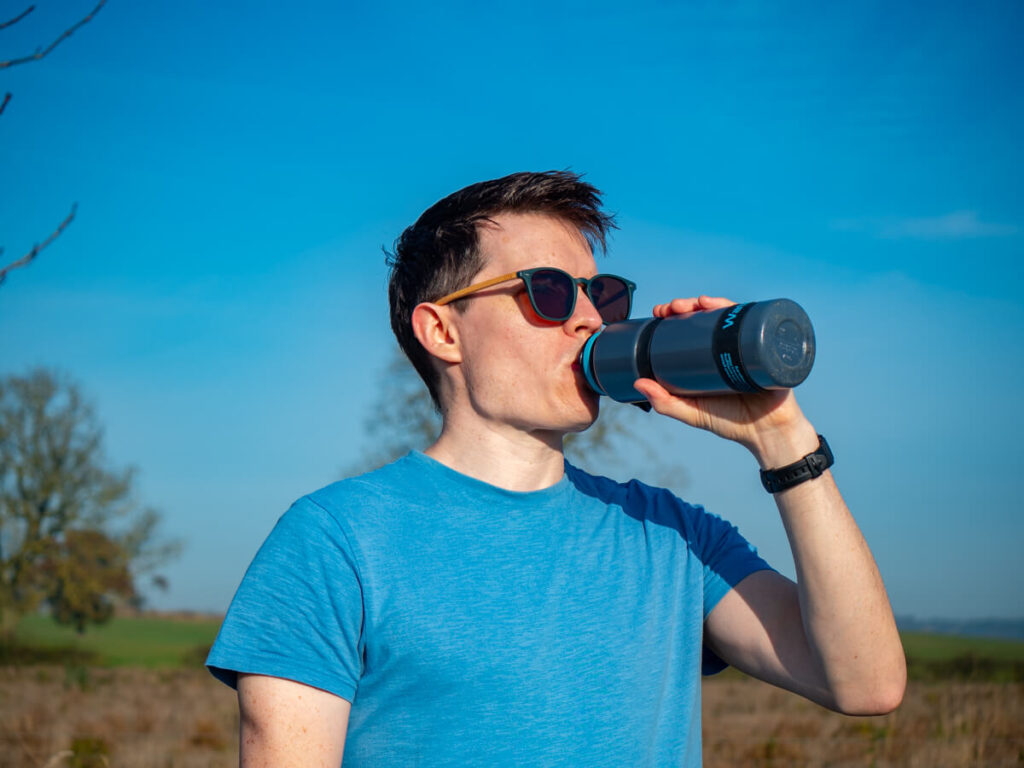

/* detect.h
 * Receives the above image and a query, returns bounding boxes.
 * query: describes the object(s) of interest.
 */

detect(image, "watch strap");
[760,435,833,494]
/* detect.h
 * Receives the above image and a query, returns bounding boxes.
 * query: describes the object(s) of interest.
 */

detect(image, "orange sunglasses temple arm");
[433,272,518,306]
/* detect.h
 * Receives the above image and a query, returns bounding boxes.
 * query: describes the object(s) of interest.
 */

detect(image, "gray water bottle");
[578,299,815,403]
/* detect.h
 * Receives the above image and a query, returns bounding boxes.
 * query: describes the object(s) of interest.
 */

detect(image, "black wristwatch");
[759,435,834,494]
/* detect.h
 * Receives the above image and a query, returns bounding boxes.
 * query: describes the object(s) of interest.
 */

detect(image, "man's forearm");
[755,424,906,714]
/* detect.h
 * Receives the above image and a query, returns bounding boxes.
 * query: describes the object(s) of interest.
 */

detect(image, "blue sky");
[1,0,1021,619]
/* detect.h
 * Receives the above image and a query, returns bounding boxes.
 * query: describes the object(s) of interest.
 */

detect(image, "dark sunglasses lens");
[528,270,575,320]
[589,276,632,323]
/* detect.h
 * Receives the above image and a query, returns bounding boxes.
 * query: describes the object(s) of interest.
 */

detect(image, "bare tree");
[0,205,76,287]
[0,1,107,69]
[0,1,106,287]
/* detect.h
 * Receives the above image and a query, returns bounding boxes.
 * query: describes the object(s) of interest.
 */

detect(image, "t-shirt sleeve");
[206,496,364,702]
[686,503,774,675]
[688,505,773,618]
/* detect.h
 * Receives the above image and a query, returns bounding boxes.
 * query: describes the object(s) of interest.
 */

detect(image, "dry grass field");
[703,676,1024,767]
[1,664,1022,767]
[0,666,238,768]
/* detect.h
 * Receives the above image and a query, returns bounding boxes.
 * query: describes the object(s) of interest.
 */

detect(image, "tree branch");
[0,203,77,287]
[0,5,34,31]
[0,0,105,70]
[0,92,10,118]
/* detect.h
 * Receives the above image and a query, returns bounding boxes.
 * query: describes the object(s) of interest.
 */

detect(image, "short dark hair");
[386,170,617,409]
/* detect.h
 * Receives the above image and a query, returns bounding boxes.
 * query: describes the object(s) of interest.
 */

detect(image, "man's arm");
[703,465,906,714]
[238,673,351,767]
[633,295,906,716]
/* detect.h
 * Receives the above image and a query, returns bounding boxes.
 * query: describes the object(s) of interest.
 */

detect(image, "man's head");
[387,171,616,410]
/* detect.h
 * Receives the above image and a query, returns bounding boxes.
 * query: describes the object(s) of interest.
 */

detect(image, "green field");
[900,631,1024,661]
[8,614,221,668]
[3,615,1024,677]
[900,631,1024,682]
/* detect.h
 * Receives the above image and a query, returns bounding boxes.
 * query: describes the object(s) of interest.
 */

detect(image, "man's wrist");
[760,435,833,494]
[748,420,820,470]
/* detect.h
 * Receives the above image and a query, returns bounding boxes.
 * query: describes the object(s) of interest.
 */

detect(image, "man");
[207,171,905,766]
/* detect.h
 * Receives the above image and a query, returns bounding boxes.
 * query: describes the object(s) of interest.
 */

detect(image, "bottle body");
[579,299,815,403]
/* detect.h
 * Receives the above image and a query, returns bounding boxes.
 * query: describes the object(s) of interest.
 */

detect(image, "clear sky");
[1,0,1021,619]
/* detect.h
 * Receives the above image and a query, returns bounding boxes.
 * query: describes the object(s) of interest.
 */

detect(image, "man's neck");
[424,422,566,492]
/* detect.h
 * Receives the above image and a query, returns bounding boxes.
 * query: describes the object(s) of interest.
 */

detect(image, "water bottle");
[578,299,815,403]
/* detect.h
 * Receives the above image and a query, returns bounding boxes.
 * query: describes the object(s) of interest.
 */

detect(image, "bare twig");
[41,750,73,768]
[0,92,10,117]
[0,0,105,69]
[0,203,77,287]
[0,5,34,30]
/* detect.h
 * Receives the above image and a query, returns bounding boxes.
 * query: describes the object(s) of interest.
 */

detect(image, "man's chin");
[566,394,601,433]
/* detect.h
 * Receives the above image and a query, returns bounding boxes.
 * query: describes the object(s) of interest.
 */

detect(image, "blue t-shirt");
[207,451,771,766]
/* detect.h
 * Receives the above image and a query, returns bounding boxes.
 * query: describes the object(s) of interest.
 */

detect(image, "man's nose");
[569,286,603,333]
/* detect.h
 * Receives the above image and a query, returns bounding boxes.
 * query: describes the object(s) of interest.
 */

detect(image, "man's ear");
[411,302,463,364]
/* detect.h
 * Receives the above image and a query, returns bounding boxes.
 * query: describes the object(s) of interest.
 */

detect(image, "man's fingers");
[696,295,735,310]
[633,378,701,427]
[652,298,700,317]
[652,295,736,317]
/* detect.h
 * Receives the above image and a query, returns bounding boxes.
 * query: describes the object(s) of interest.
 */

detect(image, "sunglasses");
[435,267,636,324]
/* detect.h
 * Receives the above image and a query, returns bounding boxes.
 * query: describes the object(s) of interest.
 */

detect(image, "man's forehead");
[476,212,591,255]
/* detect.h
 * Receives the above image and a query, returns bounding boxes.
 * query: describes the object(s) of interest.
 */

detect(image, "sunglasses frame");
[434,267,636,324]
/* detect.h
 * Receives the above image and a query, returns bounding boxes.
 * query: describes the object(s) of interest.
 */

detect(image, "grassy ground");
[901,631,1024,683]
[0,668,1020,768]
[1,615,1023,766]
[5,614,1024,677]
[702,677,1024,767]
[901,631,1024,661]
[9,614,221,668]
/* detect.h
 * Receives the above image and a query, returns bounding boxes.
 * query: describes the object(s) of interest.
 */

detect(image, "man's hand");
[238,673,351,767]
[631,295,818,468]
